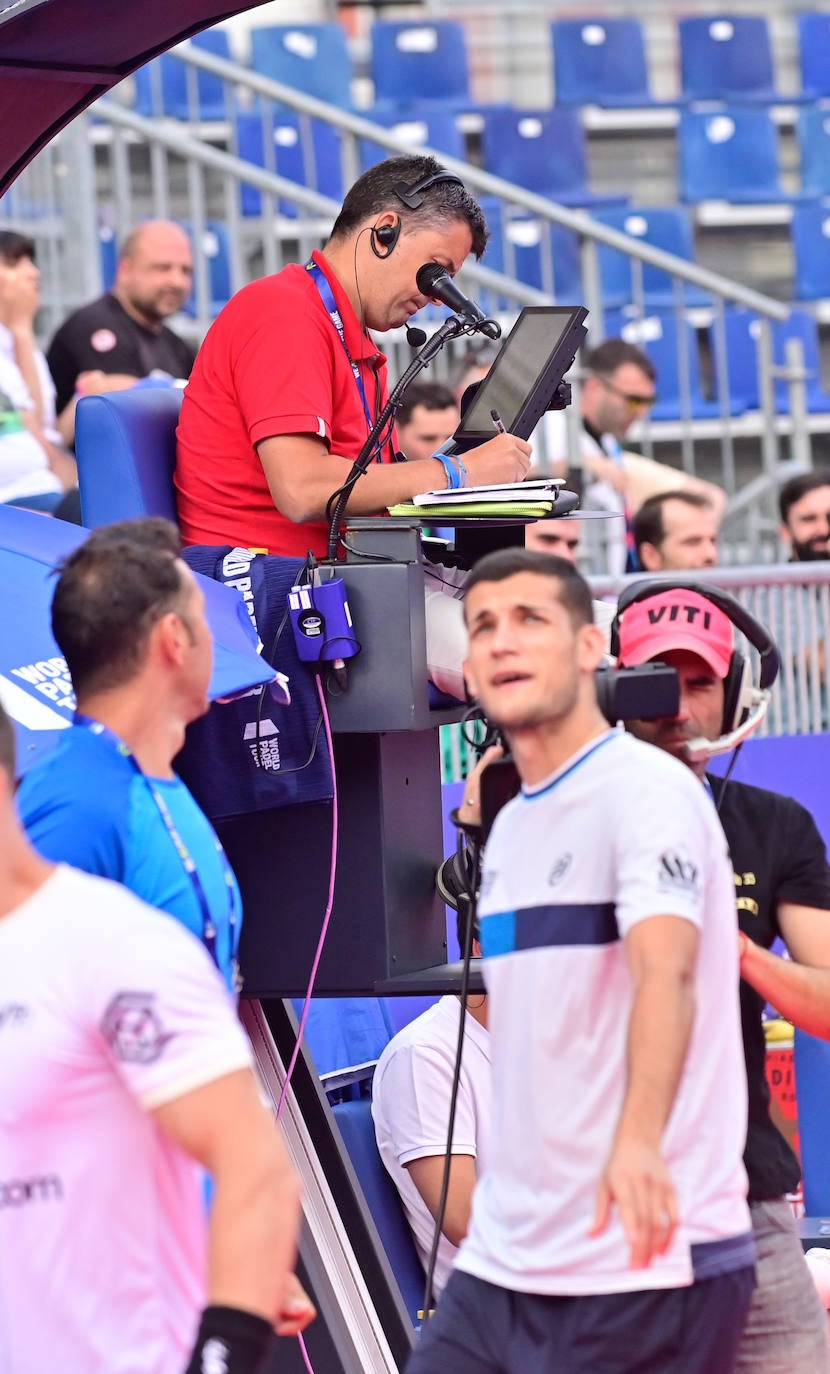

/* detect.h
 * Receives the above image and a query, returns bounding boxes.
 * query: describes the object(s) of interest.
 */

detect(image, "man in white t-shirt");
[0,700,314,1374]
[407,548,754,1374]
[372,908,491,1297]
[0,230,77,508]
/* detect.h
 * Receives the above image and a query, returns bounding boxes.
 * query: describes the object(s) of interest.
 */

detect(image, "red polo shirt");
[175,250,390,557]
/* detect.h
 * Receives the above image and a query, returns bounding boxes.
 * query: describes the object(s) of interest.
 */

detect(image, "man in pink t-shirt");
[0,701,313,1374]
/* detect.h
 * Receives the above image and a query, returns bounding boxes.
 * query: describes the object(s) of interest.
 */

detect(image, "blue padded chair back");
[678,15,777,102]
[552,18,653,107]
[75,386,183,528]
[359,110,465,172]
[371,20,470,107]
[331,1096,426,1324]
[134,29,231,120]
[679,109,783,204]
[606,310,724,421]
[794,1027,830,1215]
[235,111,343,217]
[480,108,588,202]
[249,24,353,110]
[792,203,830,301]
[798,12,830,99]
[592,205,708,308]
[798,107,830,198]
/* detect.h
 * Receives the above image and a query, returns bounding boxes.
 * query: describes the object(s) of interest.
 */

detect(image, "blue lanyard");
[74,715,240,986]
[305,259,384,464]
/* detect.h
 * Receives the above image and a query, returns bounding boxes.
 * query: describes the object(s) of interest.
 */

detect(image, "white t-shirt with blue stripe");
[458,729,751,1296]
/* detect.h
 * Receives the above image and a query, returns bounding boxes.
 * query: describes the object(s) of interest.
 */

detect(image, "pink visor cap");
[617,588,734,678]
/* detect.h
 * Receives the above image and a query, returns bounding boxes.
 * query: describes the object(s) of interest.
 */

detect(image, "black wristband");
[183,1305,275,1374]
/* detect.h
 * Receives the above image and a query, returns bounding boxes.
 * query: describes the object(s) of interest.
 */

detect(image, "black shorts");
[406,1266,756,1374]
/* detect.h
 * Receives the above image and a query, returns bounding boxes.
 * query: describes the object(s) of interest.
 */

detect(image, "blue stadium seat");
[249,23,353,110]
[235,111,343,217]
[98,225,118,291]
[479,108,626,209]
[134,29,232,120]
[370,20,471,109]
[794,1028,830,1214]
[183,221,232,317]
[551,18,656,108]
[359,111,465,172]
[75,386,182,528]
[478,197,582,307]
[798,107,830,198]
[792,202,830,300]
[678,15,780,103]
[714,308,830,414]
[591,206,710,309]
[679,109,785,204]
[331,1096,426,1324]
[607,310,726,421]
[797,12,830,100]
[290,999,393,1077]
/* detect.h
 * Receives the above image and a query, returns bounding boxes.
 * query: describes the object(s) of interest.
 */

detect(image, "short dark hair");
[0,230,35,265]
[329,155,488,259]
[585,337,656,383]
[397,381,458,428]
[779,469,830,524]
[0,699,16,781]
[464,548,594,629]
[51,518,189,699]
[632,490,713,556]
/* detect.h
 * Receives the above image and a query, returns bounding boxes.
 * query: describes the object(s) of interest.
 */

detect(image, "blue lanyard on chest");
[305,259,383,462]
[74,715,239,980]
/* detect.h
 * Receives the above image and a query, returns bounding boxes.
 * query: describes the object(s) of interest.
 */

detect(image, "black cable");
[419,833,481,1329]
[713,741,744,813]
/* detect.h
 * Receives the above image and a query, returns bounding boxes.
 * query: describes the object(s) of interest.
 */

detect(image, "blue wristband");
[455,457,468,489]
[433,452,461,490]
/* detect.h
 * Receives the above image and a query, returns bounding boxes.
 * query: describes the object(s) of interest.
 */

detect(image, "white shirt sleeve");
[613,765,713,937]
[374,1032,478,1167]
[79,879,252,1112]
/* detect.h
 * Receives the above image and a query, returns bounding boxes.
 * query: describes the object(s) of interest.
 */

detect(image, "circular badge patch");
[90,328,117,353]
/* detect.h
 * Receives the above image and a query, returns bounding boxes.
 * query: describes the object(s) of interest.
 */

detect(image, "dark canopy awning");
[0,0,270,196]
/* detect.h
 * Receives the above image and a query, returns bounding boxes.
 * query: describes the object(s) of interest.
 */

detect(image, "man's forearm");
[11,327,45,427]
[741,935,830,1039]
[616,970,695,1146]
[207,1154,301,1319]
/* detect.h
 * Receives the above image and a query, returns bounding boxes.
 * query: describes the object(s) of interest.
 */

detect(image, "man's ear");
[637,541,661,572]
[155,611,187,666]
[463,657,478,701]
[578,622,607,674]
[778,522,793,547]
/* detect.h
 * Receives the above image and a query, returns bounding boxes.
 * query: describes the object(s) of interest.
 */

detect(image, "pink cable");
[276,674,338,1122]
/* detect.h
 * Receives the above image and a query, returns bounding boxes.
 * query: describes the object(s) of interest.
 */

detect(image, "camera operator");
[617,584,830,1374]
[408,549,754,1374]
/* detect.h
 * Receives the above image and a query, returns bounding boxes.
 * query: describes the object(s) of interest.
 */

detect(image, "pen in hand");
[490,408,506,434]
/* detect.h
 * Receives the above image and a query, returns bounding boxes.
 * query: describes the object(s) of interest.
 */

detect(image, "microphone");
[684,690,770,761]
[405,324,427,347]
[415,263,501,339]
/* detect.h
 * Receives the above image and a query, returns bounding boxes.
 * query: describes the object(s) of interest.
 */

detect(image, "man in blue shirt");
[17,517,241,993]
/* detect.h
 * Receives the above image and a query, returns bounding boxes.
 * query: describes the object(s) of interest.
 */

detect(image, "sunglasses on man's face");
[598,375,658,410]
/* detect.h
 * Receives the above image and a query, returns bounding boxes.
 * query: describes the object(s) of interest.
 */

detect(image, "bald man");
[48,220,196,441]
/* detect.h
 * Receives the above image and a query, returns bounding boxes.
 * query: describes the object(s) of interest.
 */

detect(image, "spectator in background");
[0,230,78,512]
[47,220,196,443]
[536,339,726,574]
[450,343,500,409]
[632,490,720,571]
[0,697,313,1374]
[396,381,460,462]
[524,517,580,561]
[779,471,830,563]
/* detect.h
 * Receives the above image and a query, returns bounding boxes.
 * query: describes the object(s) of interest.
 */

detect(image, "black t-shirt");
[46,294,197,413]
[710,774,830,1200]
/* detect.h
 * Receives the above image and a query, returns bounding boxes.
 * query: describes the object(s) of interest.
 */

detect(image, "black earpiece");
[610,578,781,736]
[370,218,401,258]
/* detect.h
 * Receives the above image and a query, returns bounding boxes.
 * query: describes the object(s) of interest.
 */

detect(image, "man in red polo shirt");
[175,155,531,695]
